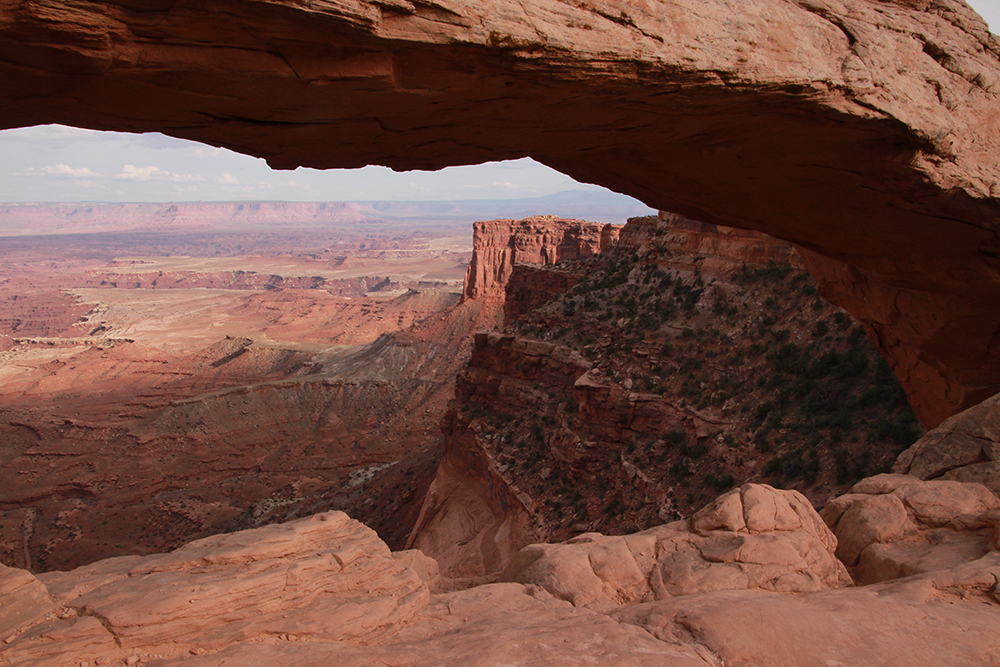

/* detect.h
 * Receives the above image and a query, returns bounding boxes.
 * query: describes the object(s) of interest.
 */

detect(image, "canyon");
[2,0,999,425]
[0,209,479,572]
[2,0,1000,663]
[5,209,997,666]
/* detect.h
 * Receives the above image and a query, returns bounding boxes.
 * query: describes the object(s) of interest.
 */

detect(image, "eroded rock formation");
[896,390,1000,497]
[502,484,852,608]
[822,473,1000,583]
[2,0,999,425]
[3,484,1000,666]
[410,213,923,578]
[462,216,616,302]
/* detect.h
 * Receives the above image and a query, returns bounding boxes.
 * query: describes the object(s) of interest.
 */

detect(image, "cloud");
[116,164,166,181]
[46,164,100,178]
[218,173,239,185]
[115,164,200,182]
[16,164,101,178]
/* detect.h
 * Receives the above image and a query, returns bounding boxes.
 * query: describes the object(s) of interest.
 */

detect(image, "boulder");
[822,473,1000,583]
[501,484,851,608]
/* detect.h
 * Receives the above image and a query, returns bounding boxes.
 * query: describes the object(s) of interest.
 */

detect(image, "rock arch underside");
[1,0,999,427]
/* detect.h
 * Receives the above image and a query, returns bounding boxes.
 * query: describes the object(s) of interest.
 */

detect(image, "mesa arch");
[1,0,999,427]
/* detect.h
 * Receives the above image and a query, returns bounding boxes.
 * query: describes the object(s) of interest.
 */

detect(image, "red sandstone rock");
[462,216,616,302]
[4,506,1000,667]
[412,213,919,577]
[2,0,999,425]
[619,213,802,276]
[614,557,1000,667]
[896,389,1000,497]
[822,473,1000,583]
[0,263,471,571]
[502,484,851,609]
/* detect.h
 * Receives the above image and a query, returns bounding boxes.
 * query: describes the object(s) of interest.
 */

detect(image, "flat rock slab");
[615,554,1000,667]
[4,512,428,664]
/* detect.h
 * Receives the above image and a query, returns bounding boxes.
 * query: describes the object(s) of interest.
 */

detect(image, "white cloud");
[115,164,200,182]
[16,164,100,178]
[116,164,166,181]
[46,164,100,178]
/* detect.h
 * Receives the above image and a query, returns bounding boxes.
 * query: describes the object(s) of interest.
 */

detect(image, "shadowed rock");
[1,0,999,425]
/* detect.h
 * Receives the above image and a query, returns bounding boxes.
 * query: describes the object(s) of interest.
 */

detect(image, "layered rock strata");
[411,213,922,578]
[2,0,999,424]
[462,216,617,302]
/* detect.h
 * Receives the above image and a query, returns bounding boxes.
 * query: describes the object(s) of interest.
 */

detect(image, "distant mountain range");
[0,190,655,236]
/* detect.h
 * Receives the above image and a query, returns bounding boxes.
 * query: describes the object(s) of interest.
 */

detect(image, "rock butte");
[2,0,1000,426]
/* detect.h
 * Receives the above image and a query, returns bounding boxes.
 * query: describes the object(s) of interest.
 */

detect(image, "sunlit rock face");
[1,0,999,425]
[463,217,616,303]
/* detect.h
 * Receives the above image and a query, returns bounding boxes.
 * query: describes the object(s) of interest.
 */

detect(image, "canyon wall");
[2,0,999,425]
[411,214,922,577]
[462,216,617,302]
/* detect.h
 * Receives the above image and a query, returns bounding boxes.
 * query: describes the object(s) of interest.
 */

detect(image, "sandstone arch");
[2,0,999,426]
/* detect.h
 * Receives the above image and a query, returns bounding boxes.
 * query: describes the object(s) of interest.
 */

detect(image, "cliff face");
[2,0,999,425]
[620,212,802,273]
[411,214,923,577]
[462,216,617,302]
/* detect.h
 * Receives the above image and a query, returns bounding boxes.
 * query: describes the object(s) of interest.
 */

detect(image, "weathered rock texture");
[822,473,1000,583]
[896,389,1000,497]
[462,216,616,302]
[613,556,1000,667]
[502,483,851,608]
[2,0,999,426]
[4,501,1000,667]
[621,212,802,274]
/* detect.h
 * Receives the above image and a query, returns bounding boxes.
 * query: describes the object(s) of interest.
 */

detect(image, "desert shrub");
[733,262,791,284]
[703,472,736,491]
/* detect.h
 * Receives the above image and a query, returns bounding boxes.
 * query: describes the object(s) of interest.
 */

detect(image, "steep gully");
[3,0,1000,425]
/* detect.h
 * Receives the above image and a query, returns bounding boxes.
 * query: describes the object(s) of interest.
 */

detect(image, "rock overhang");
[1,0,999,426]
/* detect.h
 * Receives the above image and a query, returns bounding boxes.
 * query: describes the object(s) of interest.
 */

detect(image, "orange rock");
[2,0,999,425]
[822,473,1000,583]
[462,217,616,302]
[502,484,851,608]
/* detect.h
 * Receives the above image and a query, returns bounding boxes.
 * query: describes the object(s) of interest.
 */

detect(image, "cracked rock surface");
[3,479,999,666]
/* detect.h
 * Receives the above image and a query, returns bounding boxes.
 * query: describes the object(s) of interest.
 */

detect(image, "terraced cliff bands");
[411,214,923,577]
[3,0,999,424]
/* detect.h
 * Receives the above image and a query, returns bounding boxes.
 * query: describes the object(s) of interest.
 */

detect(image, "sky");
[0,0,997,204]
[0,126,603,203]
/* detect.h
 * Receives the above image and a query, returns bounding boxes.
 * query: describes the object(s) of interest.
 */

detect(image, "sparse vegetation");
[464,217,924,540]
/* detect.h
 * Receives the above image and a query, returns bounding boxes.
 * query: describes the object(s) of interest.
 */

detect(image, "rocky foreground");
[2,466,1000,666]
